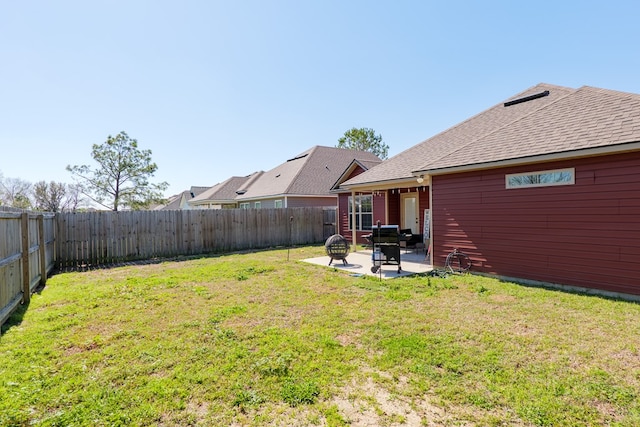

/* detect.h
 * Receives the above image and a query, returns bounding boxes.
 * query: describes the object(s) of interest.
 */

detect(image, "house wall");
[431,151,640,296]
[192,202,237,210]
[387,191,400,225]
[252,199,278,209]
[337,194,349,238]
[372,193,386,226]
[287,196,337,208]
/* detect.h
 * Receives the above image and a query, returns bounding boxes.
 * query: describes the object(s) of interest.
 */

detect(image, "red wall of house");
[431,151,640,296]
[387,191,400,225]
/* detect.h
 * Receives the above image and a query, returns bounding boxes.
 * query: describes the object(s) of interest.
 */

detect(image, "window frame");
[348,195,373,231]
[506,168,575,189]
[239,202,250,209]
[274,200,283,208]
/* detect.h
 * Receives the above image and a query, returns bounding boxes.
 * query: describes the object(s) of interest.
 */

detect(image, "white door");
[401,193,419,233]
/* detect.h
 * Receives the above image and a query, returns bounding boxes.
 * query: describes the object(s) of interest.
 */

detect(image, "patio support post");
[428,179,433,265]
[351,190,357,252]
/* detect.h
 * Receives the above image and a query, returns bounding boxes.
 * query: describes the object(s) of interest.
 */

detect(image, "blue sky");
[1,1,639,197]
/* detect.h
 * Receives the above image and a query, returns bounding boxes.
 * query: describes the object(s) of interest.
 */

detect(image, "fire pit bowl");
[325,234,350,266]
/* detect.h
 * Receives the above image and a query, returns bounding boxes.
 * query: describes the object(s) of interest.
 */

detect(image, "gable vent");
[504,90,550,107]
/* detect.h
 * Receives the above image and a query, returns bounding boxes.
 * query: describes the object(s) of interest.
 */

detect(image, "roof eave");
[338,176,423,192]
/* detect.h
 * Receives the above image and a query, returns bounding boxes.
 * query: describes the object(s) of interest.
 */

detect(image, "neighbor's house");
[188,173,263,209]
[155,186,209,210]
[231,146,381,209]
[338,83,640,298]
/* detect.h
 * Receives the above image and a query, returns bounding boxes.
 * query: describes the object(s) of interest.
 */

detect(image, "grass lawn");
[1,246,640,426]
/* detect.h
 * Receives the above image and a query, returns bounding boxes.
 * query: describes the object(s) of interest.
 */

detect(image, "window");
[240,202,250,209]
[274,200,283,208]
[506,168,574,189]
[348,195,373,231]
[254,201,261,209]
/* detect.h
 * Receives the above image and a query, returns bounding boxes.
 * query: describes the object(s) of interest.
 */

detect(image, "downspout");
[351,190,357,252]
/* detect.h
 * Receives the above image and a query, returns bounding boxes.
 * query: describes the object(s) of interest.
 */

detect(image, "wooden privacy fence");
[56,207,328,269]
[0,212,56,326]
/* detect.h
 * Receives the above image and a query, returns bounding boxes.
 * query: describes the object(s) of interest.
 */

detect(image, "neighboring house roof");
[156,186,209,210]
[235,146,381,201]
[190,174,261,205]
[189,186,210,197]
[154,192,185,210]
[340,83,577,188]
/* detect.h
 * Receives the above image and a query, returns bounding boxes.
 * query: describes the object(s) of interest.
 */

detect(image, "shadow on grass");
[496,275,640,304]
[50,244,323,275]
[0,300,30,337]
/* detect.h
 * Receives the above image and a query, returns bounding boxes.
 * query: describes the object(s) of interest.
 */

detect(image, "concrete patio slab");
[303,249,432,279]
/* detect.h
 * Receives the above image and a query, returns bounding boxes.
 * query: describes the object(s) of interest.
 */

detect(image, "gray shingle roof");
[191,174,259,204]
[423,85,640,173]
[236,146,381,200]
[189,186,210,197]
[156,185,209,210]
[341,83,576,187]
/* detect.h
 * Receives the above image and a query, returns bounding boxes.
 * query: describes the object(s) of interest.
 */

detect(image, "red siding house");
[338,83,640,298]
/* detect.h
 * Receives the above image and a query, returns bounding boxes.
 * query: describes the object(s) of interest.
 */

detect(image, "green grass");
[2,246,640,426]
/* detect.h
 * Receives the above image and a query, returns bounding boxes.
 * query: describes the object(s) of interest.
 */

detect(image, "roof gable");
[331,158,382,191]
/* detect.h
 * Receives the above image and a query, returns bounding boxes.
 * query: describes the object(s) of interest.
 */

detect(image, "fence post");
[21,213,30,304]
[38,214,47,286]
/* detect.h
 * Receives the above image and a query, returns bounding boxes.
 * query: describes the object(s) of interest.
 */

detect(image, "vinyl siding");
[432,151,640,296]
[287,196,337,208]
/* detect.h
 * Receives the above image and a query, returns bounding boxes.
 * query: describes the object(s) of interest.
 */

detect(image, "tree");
[0,177,32,209]
[64,183,86,212]
[336,127,389,160]
[33,181,69,212]
[67,131,169,211]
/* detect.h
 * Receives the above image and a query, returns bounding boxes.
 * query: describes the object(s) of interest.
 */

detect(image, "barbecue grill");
[370,225,402,274]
